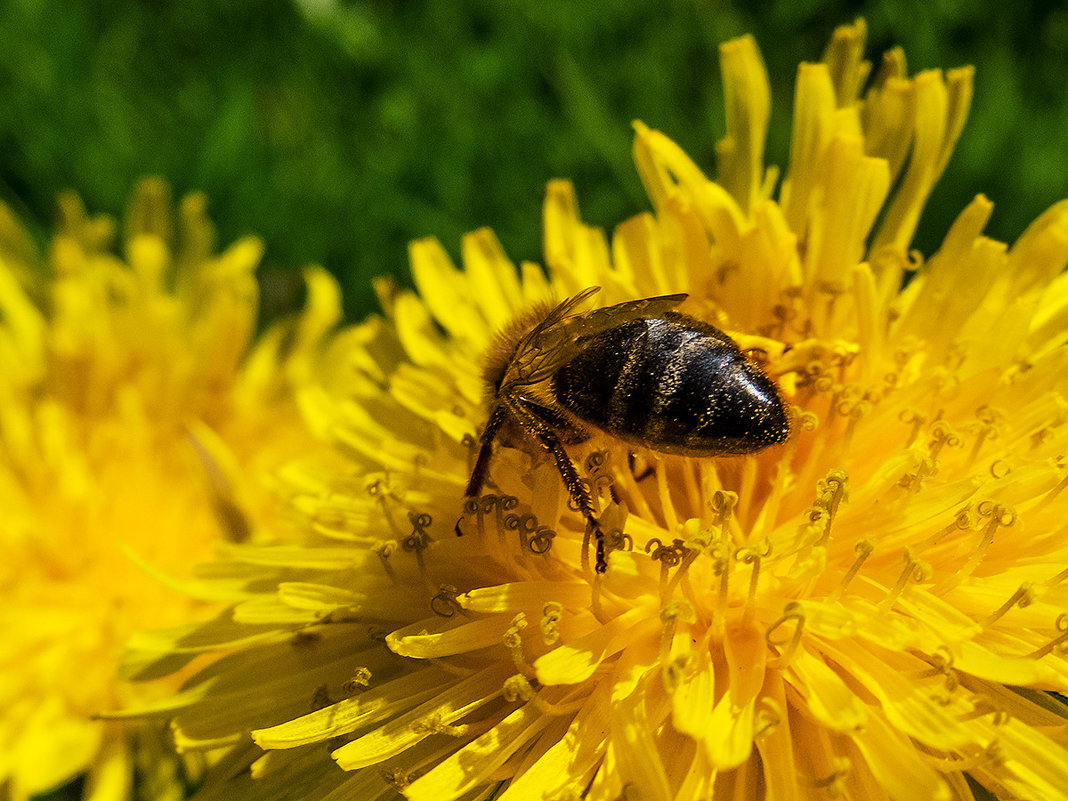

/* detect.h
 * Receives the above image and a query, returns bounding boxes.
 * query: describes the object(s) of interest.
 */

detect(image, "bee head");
[479,298,559,399]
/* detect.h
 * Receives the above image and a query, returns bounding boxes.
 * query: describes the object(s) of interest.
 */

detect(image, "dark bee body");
[552,314,789,456]
[461,288,790,573]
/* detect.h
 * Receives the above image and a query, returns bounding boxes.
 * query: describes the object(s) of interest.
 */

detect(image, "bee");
[462,287,790,573]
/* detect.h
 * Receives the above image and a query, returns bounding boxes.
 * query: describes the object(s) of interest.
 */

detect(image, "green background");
[2,0,1066,322]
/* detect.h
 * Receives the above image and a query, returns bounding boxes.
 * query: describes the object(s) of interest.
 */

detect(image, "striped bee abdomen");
[551,315,789,456]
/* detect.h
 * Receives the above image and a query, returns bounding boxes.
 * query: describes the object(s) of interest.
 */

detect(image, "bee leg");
[457,403,509,537]
[509,398,608,573]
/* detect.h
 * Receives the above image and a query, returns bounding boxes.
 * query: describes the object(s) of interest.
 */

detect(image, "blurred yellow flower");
[128,21,1068,801]
[0,180,340,801]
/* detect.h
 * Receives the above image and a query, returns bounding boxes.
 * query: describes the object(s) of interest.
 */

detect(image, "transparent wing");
[568,293,688,338]
[527,286,601,342]
[507,289,688,387]
[507,287,600,385]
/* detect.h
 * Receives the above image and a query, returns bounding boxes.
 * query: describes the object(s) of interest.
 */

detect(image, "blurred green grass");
[1,0,1066,322]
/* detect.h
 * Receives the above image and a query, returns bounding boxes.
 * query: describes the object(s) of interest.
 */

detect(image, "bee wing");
[509,289,689,386]
[531,286,602,336]
[508,287,601,384]
[568,293,688,337]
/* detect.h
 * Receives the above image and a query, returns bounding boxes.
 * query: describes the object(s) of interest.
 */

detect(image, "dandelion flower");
[0,180,339,801]
[130,21,1068,801]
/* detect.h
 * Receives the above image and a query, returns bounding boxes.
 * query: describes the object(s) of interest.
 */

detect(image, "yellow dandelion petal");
[128,21,1068,801]
[786,646,868,732]
[409,237,489,344]
[332,663,515,770]
[253,667,451,749]
[608,691,673,801]
[717,34,771,213]
[0,180,337,800]
[535,609,656,686]
[404,702,553,801]
[850,709,952,801]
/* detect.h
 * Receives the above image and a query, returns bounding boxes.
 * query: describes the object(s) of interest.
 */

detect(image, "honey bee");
[462,287,790,572]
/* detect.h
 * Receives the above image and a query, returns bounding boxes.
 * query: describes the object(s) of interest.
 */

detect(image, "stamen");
[958,696,1009,726]
[372,540,397,580]
[925,739,1005,773]
[880,547,931,610]
[797,358,836,401]
[984,740,1007,769]
[898,456,938,493]
[1034,470,1068,514]
[402,511,433,577]
[341,667,372,695]
[503,511,556,557]
[708,490,738,541]
[502,674,537,703]
[966,406,1003,466]
[736,541,772,625]
[659,601,696,692]
[504,614,536,678]
[411,713,468,737]
[430,585,460,618]
[367,476,404,538]
[540,602,563,646]
[382,767,415,791]
[526,688,587,717]
[761,302,790,340]
[463,494,520,539]
[711,540,733,635]
[583,450,614,499]
[936,502,1016,591]
[796,506,829,553]
[753,697,782,739]
[646,537,686,601]
[917,507,975,551]
[832,538,875,599]
[602,527,632,558]
[981,582,1035,628]
[839,397,870,451]
[927,420,962,462]
[814,756,851,796]
[1044,565,1068,587]
[989,459,1012,479]
[461,431,478,475]
[917,647,960,705]
[661,652,695,695]
[765,602,805,667]
[457,498,483,538]
[915,645,954,679]
[1030,426,1057,450]
[663,540,700,606]
[813,469,849,546]
[1027,613,1068,660]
